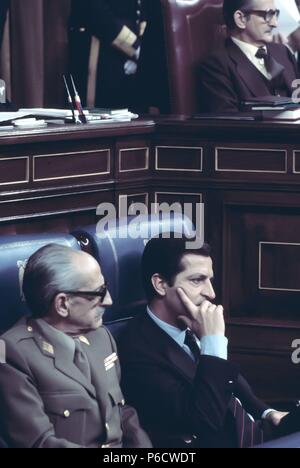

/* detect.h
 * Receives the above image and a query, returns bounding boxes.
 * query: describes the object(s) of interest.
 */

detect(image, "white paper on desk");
[18,108,90,118]
[18,108,73,118]
[277,0,300,36]
[0,111,30,123]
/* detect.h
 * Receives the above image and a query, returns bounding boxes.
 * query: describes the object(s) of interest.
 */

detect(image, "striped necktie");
[184,329,201,364]
[230,396,264,448]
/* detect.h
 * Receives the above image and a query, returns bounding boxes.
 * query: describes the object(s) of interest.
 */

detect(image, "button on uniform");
[27,326,33,332]
[64,410,70,418]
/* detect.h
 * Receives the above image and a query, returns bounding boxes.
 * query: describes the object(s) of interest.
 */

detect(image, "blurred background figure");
[273,0,300,59]
[68,0,169,113]
[0,0,9,48]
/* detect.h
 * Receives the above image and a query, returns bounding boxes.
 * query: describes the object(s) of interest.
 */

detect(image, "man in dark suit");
[118,236,300,448]
[198,0,299,112]
[0,244,151,448]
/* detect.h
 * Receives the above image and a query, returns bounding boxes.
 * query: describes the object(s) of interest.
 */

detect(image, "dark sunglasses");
[62,283,109,303]
[242,9,280,23]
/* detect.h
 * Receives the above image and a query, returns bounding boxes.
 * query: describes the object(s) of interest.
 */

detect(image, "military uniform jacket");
[0,317,151,448]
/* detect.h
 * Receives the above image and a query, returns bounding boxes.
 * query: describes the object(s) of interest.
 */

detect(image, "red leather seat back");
[161,0,224,114]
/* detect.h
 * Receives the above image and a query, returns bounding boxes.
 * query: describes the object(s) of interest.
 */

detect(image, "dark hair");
[23,243,85,318]
[223,0,254,30]
[141,236,211,301]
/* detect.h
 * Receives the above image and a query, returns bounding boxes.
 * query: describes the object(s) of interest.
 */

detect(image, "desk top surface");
[1,115,300,146]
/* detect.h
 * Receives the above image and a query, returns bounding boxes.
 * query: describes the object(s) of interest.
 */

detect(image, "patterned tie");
[184,329,201,364]
[74,339,91,381]
[230,396,264,448]
[255,46,284,79]
[185,329,265,447]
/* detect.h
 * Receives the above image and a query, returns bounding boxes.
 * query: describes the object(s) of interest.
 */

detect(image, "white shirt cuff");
[200,335,228,360]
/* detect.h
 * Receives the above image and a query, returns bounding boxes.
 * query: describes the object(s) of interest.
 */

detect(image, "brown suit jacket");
[198,38,299,113]
[0,317,151,448]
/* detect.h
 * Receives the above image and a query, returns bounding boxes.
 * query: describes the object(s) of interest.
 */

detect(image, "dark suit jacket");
[198,38,299,113]
[118,312,269,448]
[0,317,151,448]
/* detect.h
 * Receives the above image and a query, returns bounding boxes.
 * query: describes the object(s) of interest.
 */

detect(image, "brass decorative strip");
[155,146,203,172]
[154,192,203,204]
[0,156,29,186]
[33,149,111,182]
[259,241,300,292]
[119,147,150,173]
[119,193,149,213]
[215,147,287,174]
[292,151,300,174]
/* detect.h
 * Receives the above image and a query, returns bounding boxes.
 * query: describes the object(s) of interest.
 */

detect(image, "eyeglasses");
[62,283,109,303]
[242,9,280,23]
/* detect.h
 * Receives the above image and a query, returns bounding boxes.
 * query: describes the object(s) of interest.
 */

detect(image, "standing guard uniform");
[69,0,147,110]
[0,317,152,448]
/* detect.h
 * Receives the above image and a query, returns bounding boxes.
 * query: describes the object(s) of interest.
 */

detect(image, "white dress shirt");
[231,36,272,80]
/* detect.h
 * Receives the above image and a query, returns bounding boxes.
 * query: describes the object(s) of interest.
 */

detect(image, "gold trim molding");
[119,147,150,173]
[33,149,111,182]
[259,241,300,292]
[0,156,29,186]
[215,147,287,174]
[155,146,203,172]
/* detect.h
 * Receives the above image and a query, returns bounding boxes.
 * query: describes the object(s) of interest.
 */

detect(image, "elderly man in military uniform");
[0,244,152,448]
[69,0,148,110]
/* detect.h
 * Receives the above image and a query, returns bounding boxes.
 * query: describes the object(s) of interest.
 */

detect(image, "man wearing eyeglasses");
[0,243,151,448]
[198,0,299,112]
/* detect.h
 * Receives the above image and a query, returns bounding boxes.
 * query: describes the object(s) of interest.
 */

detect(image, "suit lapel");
[142,313,197,382]
[31,319,97,398]
[268,44,294,93]
[227,39,271,97]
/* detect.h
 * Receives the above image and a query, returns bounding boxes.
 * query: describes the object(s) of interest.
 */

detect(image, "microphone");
[70,75,87,124]
[63,75,81,124]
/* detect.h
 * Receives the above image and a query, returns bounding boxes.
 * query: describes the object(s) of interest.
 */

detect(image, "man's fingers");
[177,288,198,318]
[215,305,224,315]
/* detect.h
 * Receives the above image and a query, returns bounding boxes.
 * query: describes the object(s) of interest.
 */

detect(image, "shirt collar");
[147,306,187,347]
[36,318,76,356]
[231,36,267,62]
